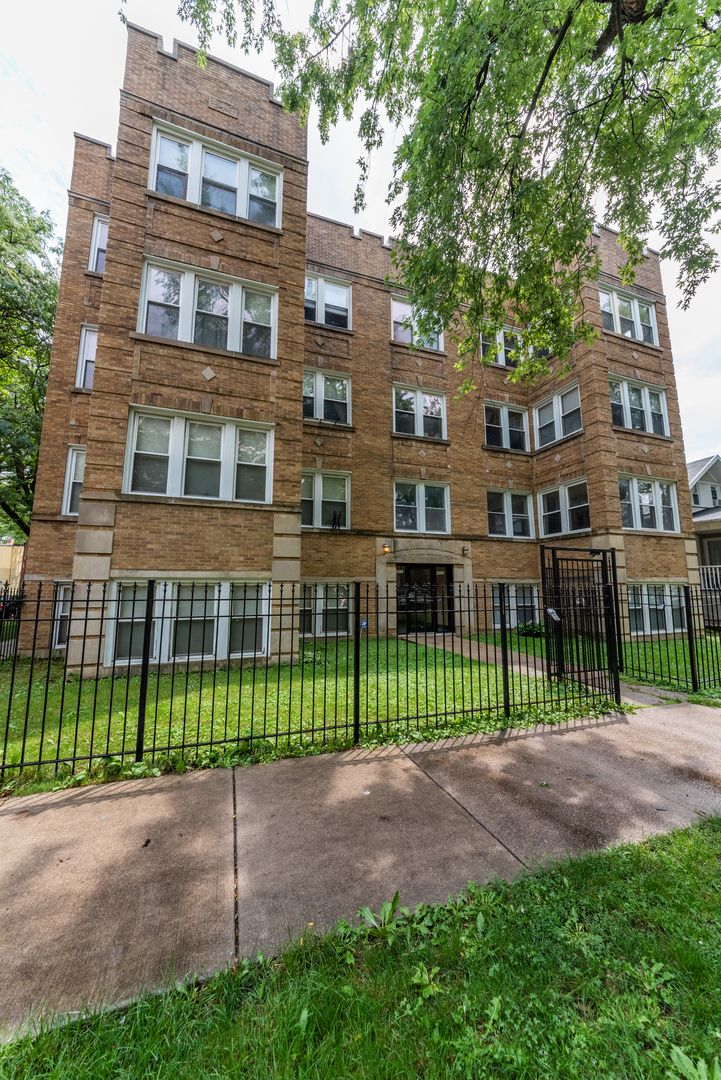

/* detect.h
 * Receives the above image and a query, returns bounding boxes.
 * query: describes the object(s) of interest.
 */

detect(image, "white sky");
[1,0,718,464]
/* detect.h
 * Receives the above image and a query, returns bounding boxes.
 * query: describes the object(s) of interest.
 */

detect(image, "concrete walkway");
[2,701,720,1037]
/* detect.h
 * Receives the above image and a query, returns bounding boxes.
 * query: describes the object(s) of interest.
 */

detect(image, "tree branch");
[518,2,580,139]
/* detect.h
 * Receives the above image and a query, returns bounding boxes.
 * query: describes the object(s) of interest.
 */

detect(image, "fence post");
[498,582,511,718]
[135,578,156,762]
[603,582,622,706]
[353,581,361,744]
[683,584,700,692]
[609,547,624,673]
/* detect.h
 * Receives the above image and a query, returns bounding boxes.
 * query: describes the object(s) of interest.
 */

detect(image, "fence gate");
[540,546,621,704]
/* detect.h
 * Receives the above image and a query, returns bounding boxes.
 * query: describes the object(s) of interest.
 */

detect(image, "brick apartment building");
[25,24,699,660]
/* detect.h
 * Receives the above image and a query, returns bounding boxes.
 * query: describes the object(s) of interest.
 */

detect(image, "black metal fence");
[1,579,614,782]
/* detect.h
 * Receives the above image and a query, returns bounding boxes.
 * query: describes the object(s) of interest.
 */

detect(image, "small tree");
[169,0,721,382]
[0,169,60,538]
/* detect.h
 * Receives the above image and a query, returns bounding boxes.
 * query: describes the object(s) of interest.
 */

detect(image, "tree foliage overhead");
[176,0,721,381]
[0,169,60,537]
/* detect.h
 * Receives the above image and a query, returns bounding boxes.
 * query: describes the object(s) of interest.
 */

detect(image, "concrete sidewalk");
[2,701,720,1037]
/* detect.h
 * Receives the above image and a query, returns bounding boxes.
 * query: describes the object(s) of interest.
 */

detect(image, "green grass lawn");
[3,819,721,1078]
[1,639,602,791]
[473,629,721,692]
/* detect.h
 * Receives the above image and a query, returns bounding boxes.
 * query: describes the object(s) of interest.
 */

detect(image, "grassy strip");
[3,695,623,797]
[1,640,607,795]
[3,819,721,1078]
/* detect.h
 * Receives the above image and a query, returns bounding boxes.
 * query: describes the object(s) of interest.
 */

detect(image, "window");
[299,583,350,636]
[627,584,686,635]
[692,486,701,506]
[480,326,521,368]
[52,584,73,649]
[304,275,351,329]
[618,476,678,532]
[150,123,282,227]
[484,402,528,451]
[393,386,446,439]
[125,409,273,503]
[303,369,351,424]
[88,215,109,273]
[300,471,350,529]
[76,326,97,389]
[486,491,533,538]
[391,299,443,350]
[537,479,590,537]
[534,386,582,448]
[491,584,539,628]
[599,287,657,345]
[139,259,277,358]
[172,584,217,659]
[608,379,667,435]
[394,481,449,533]
[63,447,86,515]
[107,580,269,665]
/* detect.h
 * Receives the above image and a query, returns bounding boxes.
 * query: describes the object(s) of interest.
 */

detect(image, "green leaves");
[176,0,721,383]
[667,1046,721,1080]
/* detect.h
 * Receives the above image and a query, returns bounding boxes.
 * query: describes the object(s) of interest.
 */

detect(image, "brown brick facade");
[26,23,698,618]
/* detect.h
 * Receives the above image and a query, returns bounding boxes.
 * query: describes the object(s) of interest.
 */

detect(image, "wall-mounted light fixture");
[382,544,390,555]
[462,546,469,555]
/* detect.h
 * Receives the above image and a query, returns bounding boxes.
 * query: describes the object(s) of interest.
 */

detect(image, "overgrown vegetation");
[3,818,721,1077]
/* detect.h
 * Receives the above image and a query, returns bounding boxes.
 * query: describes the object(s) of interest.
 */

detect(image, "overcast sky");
[1,0,718,464]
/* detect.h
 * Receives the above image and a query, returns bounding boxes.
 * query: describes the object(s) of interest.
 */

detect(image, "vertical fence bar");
[353,580,361,744]
[498,582,511,718]
[683,584,700,692]
[135,578,156,762]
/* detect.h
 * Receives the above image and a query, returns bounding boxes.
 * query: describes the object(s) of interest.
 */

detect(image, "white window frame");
[533,383,582,449]
[75,325,98,389]
[483,400,529,452]
[88,214,109,273]
[394,480,451,535]
[626,583,687,636]
[599,286,658,345]
[148,120,283,228]
[62,445,86,516]
[608,377,668,436]
[304,273,352,329]
[303,368,352,425]
[393,384,447,439]
[481,325,523,368]
[137,257,278,359]
[52,583,74,649]
[618,475,679,533]
[104,580,271,667]
[123,407,274,504]
[536,478,591,538]
[391,297,444,351]
[491,583,540,629]
[486,489,535,539]
[298,582,352,638]
[300,470,351,529]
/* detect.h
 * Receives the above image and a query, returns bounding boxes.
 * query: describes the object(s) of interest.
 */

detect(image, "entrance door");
[396,564,454,634]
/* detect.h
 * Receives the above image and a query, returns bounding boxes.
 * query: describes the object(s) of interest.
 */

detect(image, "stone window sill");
[145,188,283,235]
[84,270,104,280]
[391,432,451,447]
[602,329,662,352]
[612,425,673,442]
[118,492,281,511]
[388,339,447,358]
[304,419,356,433]
[305,320,354,337]
[70,387,93,395]
[483,443,531,456]
[129,331,280,366]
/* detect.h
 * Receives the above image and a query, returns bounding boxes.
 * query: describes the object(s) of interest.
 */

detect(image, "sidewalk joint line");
[232,768,239,962]
[400,745,527,868]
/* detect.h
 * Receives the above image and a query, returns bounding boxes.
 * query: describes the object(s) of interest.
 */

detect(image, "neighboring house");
[24,24,699,663]
[687,455,721,580]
